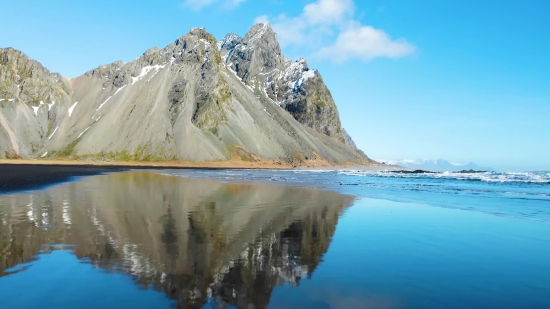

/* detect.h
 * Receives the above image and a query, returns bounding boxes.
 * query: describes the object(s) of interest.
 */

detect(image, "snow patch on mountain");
[379,158,494,172]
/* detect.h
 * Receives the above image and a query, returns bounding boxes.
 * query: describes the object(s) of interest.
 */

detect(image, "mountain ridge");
[0,24,371,166]
[380,158,494,172]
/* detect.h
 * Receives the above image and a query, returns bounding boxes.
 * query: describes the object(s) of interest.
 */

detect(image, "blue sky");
[2,0,549,171]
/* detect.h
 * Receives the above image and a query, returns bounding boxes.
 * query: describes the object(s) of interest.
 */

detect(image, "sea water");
[0,170,548,308]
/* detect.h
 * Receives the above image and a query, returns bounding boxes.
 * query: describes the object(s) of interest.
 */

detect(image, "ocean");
[0,169,549,308]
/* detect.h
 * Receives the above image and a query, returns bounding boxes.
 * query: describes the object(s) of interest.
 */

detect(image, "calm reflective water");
[0,171,549,308]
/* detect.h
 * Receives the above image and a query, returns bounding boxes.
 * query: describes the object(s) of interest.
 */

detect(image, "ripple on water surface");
[0,171,549,308]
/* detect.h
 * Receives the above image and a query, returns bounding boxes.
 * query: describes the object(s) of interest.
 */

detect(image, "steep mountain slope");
[219,24,345,142]
[0,24,370,165]
[0,48,72,158]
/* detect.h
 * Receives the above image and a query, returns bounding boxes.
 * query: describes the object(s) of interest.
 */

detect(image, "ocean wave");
[156,169,550,222]
[337,170,550,184]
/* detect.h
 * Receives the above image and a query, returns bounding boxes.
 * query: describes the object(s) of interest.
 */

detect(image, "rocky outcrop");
[0,24,370,165]
[0,48,70,104]
[0,48,71,158]
[342,128,358,150]
[220,24,345,142]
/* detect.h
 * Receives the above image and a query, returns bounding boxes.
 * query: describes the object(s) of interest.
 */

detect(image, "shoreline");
[0,159,393,194]
[0,164,127,193]
[0,158,388,170]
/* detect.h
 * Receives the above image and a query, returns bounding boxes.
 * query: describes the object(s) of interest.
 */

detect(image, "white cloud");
[181,0,245,11]
[303,0,354,25]
[254,15,269,24]
[259,0,415,62]
[181,0,214,11]
[317,23,415,62]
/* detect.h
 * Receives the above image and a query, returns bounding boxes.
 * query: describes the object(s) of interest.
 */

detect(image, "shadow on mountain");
[0,171,354,308]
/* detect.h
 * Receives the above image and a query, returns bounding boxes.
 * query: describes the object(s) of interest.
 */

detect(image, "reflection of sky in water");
[0,172,549,308]
[270,198,550,308]
[0,250,174,309]
[164,169,550,222]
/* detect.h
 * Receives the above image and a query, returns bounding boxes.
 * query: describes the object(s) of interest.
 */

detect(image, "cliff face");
[220,24,345,141]
[0,24,368,165]
[0,48,71,158]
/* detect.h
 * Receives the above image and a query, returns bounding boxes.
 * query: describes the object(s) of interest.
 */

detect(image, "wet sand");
[0,158,380,169]
[0,164,128,193]
[0,159,387,193]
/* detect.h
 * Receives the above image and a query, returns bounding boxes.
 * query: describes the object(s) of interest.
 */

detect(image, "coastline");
[0,158,391,193]
[0,164,127,193]
[0,158,387,170]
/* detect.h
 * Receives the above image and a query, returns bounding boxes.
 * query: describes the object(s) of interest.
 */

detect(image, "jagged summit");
[218,32,242,51]
[0,24,370,166]
[220,23,345,142]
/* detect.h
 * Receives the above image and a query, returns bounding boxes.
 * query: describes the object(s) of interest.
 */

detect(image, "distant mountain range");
[379,159,494,172]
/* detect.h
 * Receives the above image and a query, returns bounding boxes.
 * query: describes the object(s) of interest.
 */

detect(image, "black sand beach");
[0,163,265,193]
[0,164,127,193]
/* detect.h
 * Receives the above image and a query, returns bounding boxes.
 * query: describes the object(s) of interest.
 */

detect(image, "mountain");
[0,24,370,166]
[380,159,493,172]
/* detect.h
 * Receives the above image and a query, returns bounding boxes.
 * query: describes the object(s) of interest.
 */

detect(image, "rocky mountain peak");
[218,33,242,51]
[342,128,358,150]
[0,47,69,106]
[0,26,368,165]
[242,23,276,44]
[222,23,284,85]
[85,27,223,90]
[218,24,347,142]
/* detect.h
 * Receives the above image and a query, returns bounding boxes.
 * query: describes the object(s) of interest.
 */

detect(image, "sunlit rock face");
[0,24,368,165]
[220,24,346,142]
[0,172,353,308]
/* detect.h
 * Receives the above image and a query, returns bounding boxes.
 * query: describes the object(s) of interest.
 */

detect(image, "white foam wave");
[337,170,550,184]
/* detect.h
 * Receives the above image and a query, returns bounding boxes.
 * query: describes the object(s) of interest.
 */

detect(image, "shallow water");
[162,169,550,221]
[0,170,549,308]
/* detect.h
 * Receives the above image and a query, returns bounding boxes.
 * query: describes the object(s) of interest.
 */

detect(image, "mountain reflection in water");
[0,172,354,308]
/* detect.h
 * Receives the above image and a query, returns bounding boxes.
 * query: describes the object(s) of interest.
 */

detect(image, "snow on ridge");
[68,101,78,117]
[223,47,235,63]
[278,58,317,91]
[281,58,308,80]
[131,65,166,85]
[226,64,242,81]
[259,68,280,76]
[293,70,316,91]
[96,85,126,111]
[31,101,57,116]
[261,85,279,106]
[247,23,269,45]
[96,96,112,111]
[218,33,241,51]
[48,126,59,140]
[77,126,91,139]
[378,158,492,172]
[32,101,45,115]
[41,151,48,158]
[448,161,469,166]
